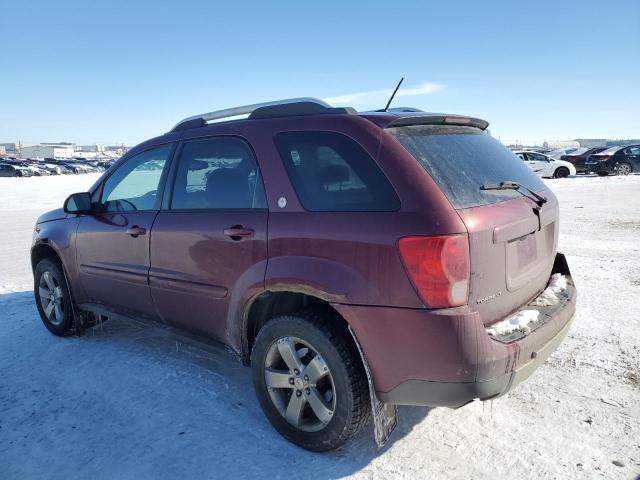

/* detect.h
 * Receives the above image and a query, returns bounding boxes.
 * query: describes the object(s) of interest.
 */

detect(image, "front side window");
[170,137,266,209]
[100,145,172,212]
[274,131,399,212]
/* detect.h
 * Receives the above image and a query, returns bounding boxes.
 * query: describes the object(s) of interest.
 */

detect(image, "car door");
[525,152,551,177]
[625,146,640,169]
[148,136,268,342]
[75,143,174,318]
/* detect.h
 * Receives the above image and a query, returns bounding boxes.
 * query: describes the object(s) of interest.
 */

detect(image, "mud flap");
[348,325,398,448]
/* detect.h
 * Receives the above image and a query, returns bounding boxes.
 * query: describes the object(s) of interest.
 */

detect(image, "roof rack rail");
[170,97,353,132]
[387,107,424,113]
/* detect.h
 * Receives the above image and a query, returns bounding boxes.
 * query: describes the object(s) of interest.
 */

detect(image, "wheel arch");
[31,241,63,272]
[242,289,355,365]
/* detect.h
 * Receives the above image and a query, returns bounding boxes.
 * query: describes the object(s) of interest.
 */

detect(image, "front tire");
[34,258,75,336]
[554,167,570,178]
[251,310,370,451]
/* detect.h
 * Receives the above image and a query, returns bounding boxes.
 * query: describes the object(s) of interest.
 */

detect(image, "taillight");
[398,234,470,308]
[598,156,610,162]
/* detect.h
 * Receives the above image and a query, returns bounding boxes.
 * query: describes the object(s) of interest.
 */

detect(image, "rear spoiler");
[385,115,489,131]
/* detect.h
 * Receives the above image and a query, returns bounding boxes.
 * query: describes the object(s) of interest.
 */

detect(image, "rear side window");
[274,131,399,212]
[387,125,547,209]
[171,137,266,210]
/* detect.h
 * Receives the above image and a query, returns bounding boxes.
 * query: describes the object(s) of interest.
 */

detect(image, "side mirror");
[63,192,93,214]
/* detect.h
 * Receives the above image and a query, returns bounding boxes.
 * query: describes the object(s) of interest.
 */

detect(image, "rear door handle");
[126,226,146,237]
[223,226,254,240]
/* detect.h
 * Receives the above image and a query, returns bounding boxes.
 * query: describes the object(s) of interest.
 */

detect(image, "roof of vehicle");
[513,150,548,155]
[596,146,627,154]
[169,97,490,134]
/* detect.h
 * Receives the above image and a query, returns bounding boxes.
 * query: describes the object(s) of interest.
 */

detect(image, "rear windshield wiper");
[480,181,547,207]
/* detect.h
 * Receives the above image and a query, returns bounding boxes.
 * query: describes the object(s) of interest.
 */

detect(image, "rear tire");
[615,162,632,176]
[251,310,370,451]
[34,258,75,336]
[554,167,570,178]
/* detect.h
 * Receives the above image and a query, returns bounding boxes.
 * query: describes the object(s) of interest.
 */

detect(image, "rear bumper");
[336,253,576,408]
[378,307,573,407]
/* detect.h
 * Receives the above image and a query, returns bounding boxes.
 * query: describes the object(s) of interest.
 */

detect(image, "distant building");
[545,140,580,149]
[78,144,106,153]
[605,139,640,147]
[574,139,607,148]
[21,144,74,159]
[0,143,19,154]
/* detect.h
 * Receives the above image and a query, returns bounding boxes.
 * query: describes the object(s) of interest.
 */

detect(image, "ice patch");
[529,273,569,307]
[486,309,540,337]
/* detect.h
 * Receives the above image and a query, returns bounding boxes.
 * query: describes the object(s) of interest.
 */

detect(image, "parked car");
[514,150,576,178]
[547,147,585,160]
[560,147,607,173]
[0,162,33,177]
[2,159,50,176]
[584,145,640,175]
[31,98,576,451]
[0,163,23,177]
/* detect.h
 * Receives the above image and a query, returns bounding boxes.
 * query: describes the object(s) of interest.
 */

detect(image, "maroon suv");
[31,98,576,451]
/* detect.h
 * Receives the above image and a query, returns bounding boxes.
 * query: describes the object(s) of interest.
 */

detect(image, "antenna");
[383,77,404,112]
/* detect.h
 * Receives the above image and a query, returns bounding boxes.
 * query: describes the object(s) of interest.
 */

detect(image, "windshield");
[387,125,547,209]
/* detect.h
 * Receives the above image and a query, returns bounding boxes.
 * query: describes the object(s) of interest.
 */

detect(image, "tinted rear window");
[387,125,547,209]
[274,131,400,212]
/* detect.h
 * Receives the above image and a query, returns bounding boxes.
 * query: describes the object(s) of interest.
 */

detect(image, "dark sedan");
[585,145,640,175]
[561,147,607,173]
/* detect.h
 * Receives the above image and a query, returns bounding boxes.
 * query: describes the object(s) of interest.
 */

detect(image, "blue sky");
[1,0,638,145]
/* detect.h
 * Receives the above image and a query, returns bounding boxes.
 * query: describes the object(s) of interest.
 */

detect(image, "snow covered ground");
[1,173,639,479]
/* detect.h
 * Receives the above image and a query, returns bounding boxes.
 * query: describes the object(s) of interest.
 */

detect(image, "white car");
[514,151,576,178]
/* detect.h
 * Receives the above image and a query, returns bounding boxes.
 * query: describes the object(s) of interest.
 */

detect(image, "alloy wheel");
[38,271,64,326]
[264,336,336,432]
[616,163,631,175]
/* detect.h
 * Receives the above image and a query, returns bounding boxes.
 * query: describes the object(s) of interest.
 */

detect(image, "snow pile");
[486,309,540,337]
[486,274,570,337]
[529,273,569,307]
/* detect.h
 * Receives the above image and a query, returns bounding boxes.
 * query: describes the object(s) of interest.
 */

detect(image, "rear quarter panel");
[243,115,468,308]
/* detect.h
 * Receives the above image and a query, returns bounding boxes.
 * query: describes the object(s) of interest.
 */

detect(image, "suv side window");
[100,144,173,212]
[170,137,267,209]
[274,131,400,212]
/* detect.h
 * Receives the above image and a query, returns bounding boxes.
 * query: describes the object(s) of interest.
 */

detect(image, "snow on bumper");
[487,273,570,339]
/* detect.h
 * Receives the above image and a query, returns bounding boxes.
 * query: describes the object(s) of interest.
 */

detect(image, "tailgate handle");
[493,217,538,243]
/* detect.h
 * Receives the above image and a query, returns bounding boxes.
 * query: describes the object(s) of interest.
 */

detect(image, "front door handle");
[223,225,254,241]
[126,226,146,237]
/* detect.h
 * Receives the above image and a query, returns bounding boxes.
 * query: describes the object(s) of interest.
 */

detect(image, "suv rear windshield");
[387,125,547,209]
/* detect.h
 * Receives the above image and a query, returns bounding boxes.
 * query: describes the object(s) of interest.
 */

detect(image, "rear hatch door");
[387,124,558,324]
